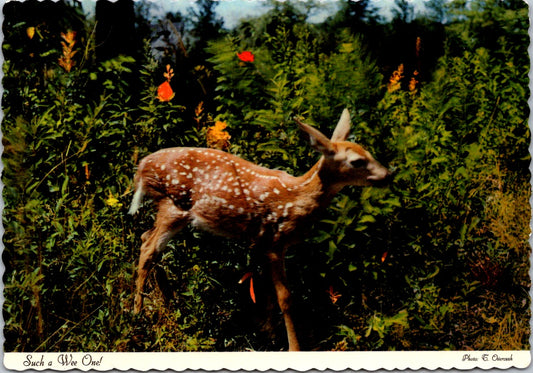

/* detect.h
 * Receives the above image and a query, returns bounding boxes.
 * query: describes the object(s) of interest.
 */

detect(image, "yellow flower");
[207,121,231,150]
[105,194,122,207]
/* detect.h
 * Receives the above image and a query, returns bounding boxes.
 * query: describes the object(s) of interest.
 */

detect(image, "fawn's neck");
[292,157,344,210]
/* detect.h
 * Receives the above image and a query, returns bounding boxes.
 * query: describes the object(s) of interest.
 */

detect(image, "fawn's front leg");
[268,251,301,351]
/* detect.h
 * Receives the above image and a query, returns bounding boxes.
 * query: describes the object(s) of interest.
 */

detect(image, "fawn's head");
[295,109,390,188]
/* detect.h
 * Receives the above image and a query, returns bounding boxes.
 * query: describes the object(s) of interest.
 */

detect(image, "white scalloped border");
[4,351,531,371]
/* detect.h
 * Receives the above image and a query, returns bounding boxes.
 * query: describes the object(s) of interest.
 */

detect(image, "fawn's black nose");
[370,170,393,187]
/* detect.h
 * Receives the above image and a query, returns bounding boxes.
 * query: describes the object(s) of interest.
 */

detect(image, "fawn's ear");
[330,108,351,142]
[295,117,335,156]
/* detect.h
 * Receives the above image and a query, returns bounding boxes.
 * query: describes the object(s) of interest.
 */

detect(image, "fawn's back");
[132,147,321,240]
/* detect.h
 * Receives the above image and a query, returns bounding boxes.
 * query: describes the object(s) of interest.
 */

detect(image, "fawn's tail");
[128,177,145,215]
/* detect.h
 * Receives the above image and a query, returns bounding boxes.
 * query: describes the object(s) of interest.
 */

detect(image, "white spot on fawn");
[283,202,294,217]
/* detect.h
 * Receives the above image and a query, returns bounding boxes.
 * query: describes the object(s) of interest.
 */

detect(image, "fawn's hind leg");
[134,198,189,313]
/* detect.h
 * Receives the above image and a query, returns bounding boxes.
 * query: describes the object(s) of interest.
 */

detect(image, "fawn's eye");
[350,158,368,169]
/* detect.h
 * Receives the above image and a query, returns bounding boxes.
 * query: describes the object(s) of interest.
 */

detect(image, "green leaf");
[360,215,376,224]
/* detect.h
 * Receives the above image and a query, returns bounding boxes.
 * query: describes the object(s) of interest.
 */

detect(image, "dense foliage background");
[2,0,530,351]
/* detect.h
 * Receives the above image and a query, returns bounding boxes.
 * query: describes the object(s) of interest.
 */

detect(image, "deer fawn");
[129,109,390,351]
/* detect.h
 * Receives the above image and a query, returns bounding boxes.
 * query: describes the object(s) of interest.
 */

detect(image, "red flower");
[237,51,255,63]
[157,81,174,102]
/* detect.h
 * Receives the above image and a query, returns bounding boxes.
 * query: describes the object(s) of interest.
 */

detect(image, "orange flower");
[58,30,77,72]
[326,286,342,304]
[237,51,255,63]
[157,64,175,101]
[239,272,256,303]
[207,121,231,150]
[387,64,404,93]
[157,81,175,102]
[163,64,174,81]
[409,70,419,93]
[27,27,35,39]
[84,163,90,181]
[194,101,204,127]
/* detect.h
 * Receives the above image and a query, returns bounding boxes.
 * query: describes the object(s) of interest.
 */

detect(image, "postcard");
[2,0,531,371]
